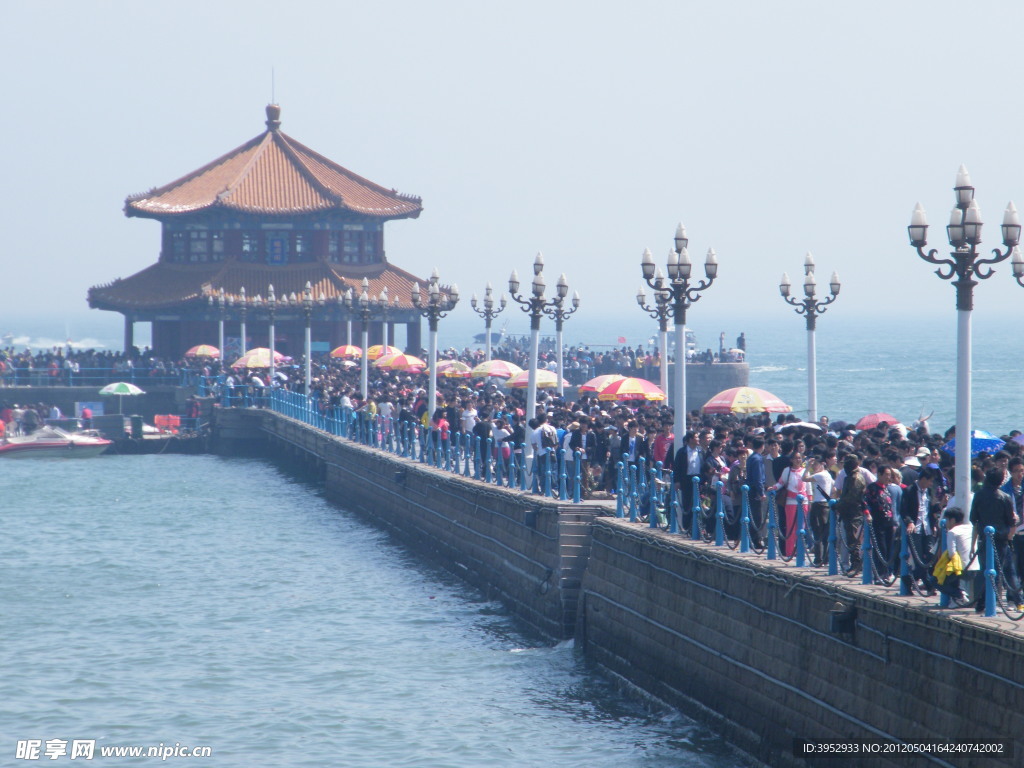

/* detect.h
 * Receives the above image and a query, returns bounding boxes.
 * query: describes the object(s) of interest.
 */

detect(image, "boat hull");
[0,437,112,458]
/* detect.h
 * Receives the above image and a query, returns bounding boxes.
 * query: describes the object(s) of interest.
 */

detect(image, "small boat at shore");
[0,426,112,458]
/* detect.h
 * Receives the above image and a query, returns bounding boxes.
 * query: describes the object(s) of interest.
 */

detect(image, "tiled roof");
[88,260,434,312]
[124,105,422,220]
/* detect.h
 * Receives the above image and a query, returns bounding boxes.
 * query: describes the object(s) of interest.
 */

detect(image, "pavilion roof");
[88,260,433,312]
[124,105,422,221]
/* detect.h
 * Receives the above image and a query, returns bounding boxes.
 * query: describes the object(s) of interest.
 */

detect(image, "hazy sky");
[5,1,1024,337]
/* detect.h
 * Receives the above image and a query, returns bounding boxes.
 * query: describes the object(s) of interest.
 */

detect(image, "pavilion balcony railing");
[0,367,210,389]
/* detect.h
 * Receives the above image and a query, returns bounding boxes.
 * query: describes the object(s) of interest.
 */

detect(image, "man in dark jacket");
[970,467,1023,612]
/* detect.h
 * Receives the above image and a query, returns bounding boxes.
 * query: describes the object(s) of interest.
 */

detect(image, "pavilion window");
[171,232,186,262]
[295,233,311,262]
[328,232,341,263]
[265,231,290,265]
[211,232,225,261]
[241,232,259,262]
[189,231,209,262]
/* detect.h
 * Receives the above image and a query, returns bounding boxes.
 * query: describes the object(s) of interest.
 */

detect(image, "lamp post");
[238,286,248,356]
[412,268,459,421]
[509,253,561,450]
[908,165,1019,512]
[377,288,400,350]
[641,224,718,443]
[541,275,579,396]
[301,282,314,394]
[470,283,507,361]
[344,283,375,399]
[779,253,840,422]
[266,285,277,387]
[636,270,671,396]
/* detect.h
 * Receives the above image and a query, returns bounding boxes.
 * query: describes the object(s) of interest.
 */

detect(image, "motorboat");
[0,426,112,458]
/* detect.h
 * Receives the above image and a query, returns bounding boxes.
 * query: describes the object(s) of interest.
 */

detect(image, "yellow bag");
[932,550,951,585]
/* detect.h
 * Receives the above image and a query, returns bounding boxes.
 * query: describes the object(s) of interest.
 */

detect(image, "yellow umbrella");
[470,359,524,379]
[366,344,401,361]
[433,360,473,378]
[503,369,568,389]
[701,386,792,414]
[231,348,290,369]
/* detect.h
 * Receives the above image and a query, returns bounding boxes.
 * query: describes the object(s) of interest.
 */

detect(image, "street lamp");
[779,253,840,422]
[541,274,579,396]
[344,283,375,399]
[377,288,400,350]
[470,283,507,361]
[264,285,277,387]
[641,224,719,443]
[908,165,1019,512]
[636,269,672,396]
[302,282,314,394]
[411,268,459,422]
[509,253,561,451]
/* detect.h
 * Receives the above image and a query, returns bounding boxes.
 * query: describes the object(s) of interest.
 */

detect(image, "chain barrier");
[867,521,896,586]
[991,540,1024,621]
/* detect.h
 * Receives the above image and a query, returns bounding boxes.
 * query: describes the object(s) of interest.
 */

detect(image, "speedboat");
[0,426,112,458]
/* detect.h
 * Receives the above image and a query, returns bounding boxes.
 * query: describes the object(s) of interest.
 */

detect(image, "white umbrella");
[99,382,146,414]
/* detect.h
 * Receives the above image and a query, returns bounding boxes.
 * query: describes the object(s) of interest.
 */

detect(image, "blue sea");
[0,455,757,768]
[4,309,1021,435]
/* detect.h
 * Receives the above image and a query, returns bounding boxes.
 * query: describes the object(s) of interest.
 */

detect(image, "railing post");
[715,480,725,545]
[796,494,807,567]
[667,470,678,534]
[740,484,751,553]
[862,517,873,586]
[829,499,839,576]
[767,489,777,560]
[691,475,701,541]
[519,446,528,492]
[937,519,950,608]
[615,461,625,518]
[985,526,997,617]
[628,464,638,523]
[649,466,660,528]
[573,450,582,504]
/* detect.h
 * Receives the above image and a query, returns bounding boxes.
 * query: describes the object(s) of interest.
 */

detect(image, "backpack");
[541,426,558,450]
[836,470,866,517]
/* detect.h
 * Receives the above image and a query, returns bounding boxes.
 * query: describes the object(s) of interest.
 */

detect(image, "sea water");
[0,455,757,768]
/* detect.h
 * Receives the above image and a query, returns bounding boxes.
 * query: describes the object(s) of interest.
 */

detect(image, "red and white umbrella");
[854,412,902,431]
[597,377,667,402]
[366,344,401,361]
[701,386,791,414]
[231,348,290,369]
[432,360,473,378]
[185,344,220,358]
[579,374,626,393]
[374,353,426,372]
[329,344,362,359]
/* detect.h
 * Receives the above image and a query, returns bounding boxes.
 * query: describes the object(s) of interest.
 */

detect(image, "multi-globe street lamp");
[542,276,579,397]
[635,271,671,397]
[641,224,718,444]
[301,282,314,394]
[344,280,376,400]
[412,268,459,422]
[509,253,562,457]
[779,254,840,423]
[208,287,227,367]
[470,283,507,362]
[908,164,1020,511]
[237,286,248,356]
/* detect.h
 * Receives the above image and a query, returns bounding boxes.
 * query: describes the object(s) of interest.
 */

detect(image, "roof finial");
[265,103,281,131]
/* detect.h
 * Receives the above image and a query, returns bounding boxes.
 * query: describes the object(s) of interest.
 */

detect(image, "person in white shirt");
[942,507,976,604]
[805,454,834,566]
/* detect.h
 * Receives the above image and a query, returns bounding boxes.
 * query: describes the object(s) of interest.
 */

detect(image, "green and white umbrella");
[99,381,146,414]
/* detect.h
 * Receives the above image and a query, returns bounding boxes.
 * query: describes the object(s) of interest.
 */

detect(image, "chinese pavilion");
[88,104,430,358]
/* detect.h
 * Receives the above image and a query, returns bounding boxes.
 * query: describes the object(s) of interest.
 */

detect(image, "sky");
[5,1,1024,344]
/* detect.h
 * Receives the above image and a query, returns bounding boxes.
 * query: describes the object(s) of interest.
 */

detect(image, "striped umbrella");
[329,344,362,359]
[184,344,220,358]
[231,348,290,369]
[701,386,792,414]
[433,360,473,378]
[503,369,569,389]
[99,381,146,415]
[366,344,401,361]
[374,353,426,372]
[597,376,666,402]
[470,359,524,379]
[579,374,626,393]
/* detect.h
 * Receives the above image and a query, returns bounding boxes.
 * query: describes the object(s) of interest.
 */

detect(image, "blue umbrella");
[941,430,1005,458]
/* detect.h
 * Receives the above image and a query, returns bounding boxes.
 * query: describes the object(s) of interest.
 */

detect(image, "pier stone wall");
[580,518,1024,768]
[212,408,1024,768]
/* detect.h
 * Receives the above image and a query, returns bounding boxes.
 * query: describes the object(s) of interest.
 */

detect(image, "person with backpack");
[833,453,873,574]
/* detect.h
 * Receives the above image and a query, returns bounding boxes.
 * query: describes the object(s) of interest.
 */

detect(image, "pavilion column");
[406,319,422,355]
[123,315,134,356]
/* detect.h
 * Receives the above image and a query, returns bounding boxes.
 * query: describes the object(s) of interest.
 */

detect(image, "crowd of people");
[6,338,1020,615]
